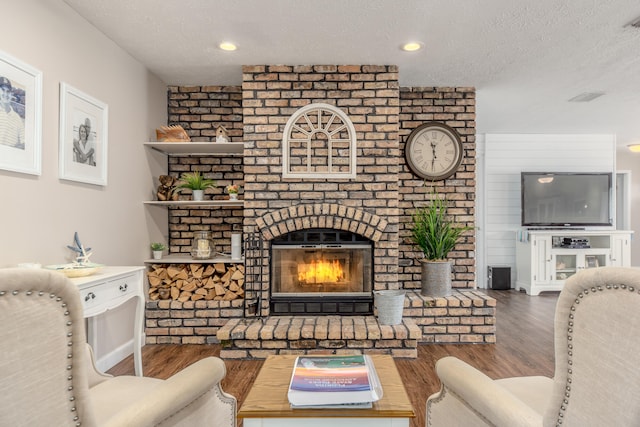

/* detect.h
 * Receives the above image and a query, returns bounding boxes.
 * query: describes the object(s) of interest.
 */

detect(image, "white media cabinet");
[515,230,633,296]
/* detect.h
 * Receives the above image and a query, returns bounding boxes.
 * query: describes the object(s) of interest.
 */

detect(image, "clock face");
[405,123,463,180]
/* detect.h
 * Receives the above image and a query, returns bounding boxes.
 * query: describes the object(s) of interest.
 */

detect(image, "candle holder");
[191,231,215,260]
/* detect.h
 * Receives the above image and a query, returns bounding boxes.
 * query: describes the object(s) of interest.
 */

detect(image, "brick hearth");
[146,290,496,359]
[217,316,422,359]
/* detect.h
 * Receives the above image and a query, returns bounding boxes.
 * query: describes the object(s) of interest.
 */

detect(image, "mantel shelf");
[144,141,244,155]
[144,200,245,207]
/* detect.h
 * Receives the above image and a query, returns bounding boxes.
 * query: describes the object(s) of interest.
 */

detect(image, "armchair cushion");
[92,357,234,427]
[427,356,549,427]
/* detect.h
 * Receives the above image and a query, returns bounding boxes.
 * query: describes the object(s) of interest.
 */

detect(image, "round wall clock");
[405,122,464,180]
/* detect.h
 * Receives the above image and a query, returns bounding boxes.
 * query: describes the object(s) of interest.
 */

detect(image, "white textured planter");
[152,250,163,260]
[229,193,238,200]
[421,260,452,297]
[192,190,204,201]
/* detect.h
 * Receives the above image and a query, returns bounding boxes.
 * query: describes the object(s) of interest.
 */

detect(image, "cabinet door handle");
[85,292,96,301]
[119,283,128,292]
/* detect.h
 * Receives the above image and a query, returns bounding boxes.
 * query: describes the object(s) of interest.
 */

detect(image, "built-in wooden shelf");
[143,200,244,207]
[144,141,244,155]
[144,254,244,264]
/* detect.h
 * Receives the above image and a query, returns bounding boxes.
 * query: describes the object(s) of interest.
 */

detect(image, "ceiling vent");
[568,92,605,103]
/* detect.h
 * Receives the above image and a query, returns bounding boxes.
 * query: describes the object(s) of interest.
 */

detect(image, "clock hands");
[431,141,437,171]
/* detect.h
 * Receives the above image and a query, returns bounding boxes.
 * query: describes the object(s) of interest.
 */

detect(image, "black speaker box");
[488,266,511,290]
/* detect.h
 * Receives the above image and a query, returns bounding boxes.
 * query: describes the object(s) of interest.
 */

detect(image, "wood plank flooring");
[107,289,558,427]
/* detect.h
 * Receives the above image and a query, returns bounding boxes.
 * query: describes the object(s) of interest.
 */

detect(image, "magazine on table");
[287,354,383,408]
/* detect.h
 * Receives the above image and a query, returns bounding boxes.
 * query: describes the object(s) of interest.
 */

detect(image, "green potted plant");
[175,171,216,201]
[150,242,167,260]
[410,189,473,296]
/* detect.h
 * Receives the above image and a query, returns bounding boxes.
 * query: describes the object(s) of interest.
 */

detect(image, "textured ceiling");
[62,0,640,146]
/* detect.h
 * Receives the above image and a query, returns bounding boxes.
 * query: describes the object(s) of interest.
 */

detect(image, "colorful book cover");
[289,355,371,392]
[287,355,383,407]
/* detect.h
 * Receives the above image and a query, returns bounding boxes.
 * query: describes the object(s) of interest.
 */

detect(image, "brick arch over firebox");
[254,203,389,242]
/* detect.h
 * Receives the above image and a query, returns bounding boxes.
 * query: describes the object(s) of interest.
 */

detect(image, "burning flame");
[298,259,344,283]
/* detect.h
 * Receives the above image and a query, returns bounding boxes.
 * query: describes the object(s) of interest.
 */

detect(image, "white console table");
[70,266,145,376]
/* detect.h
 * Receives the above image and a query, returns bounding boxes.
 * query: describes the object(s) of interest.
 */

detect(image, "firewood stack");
[147,263,245,302]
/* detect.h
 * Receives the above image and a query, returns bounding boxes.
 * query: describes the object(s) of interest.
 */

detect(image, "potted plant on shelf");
[226,184,239,200]
[150,242,167,260]
[410,189,473,297]
[175,171,216,201]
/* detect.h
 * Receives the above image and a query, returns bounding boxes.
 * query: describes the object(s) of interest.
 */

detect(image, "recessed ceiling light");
[627,143,640,153]
[219,42,237,51]
[402,42,423,52]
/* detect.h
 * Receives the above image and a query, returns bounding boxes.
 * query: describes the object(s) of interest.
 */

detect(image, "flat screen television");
[521,172,613,227]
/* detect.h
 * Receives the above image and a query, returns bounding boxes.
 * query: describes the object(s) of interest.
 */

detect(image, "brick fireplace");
[143,65,495,356]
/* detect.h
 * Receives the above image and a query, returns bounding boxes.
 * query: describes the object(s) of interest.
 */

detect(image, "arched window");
[282,103,357,178]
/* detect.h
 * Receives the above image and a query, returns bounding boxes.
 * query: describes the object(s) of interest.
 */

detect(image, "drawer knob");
[85,292,96,302]
[119,283,128,292]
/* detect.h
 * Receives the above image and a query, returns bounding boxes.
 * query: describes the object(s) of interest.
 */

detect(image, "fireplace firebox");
[270,229,373,315]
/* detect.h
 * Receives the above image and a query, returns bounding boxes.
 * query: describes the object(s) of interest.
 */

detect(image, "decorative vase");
[192,189,204,201]
[421,260,452,297]
[229,193,238,200]
[152,250,163,260]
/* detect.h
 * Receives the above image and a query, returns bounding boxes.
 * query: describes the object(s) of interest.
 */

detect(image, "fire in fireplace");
[270,229,373,315]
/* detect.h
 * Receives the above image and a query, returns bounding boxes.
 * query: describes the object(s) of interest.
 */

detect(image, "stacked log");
[147,263,244,302]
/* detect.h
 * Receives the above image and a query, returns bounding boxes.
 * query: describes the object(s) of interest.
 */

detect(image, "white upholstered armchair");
[426,266,640,427]
[0,268,236,427]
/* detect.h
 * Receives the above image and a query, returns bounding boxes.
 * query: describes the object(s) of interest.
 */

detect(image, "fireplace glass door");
[272,244,372,296]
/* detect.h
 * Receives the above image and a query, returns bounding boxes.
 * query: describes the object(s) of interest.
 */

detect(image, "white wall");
[1,0,167,368]
[616,147,640,266]
[477,134,617,288]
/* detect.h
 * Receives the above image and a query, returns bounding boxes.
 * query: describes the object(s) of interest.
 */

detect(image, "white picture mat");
[0,50,42,175]
[59,82,108,186]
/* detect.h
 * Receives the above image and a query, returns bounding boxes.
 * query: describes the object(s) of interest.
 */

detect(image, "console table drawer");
[78,273,139,316]
[106,273,138,302]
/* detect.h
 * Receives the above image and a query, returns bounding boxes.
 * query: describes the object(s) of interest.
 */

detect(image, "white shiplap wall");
[477,134,616,288]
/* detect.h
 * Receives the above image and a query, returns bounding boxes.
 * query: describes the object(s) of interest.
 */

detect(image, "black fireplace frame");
[269,228,374,315]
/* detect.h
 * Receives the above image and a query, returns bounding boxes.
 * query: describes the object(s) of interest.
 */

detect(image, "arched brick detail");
[255,203,388,242]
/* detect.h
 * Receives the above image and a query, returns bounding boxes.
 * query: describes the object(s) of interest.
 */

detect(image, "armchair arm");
[85,343,113,388]
[427,357,541,427]
[103,357,236,427]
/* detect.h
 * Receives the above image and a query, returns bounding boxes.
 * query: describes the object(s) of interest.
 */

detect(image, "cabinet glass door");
[584,254,606,269]
[555,254,577,281]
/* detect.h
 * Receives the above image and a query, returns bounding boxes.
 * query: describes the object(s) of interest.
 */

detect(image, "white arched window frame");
[282,103,357,179]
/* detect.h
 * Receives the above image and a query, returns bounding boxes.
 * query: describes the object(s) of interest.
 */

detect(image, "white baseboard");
[96,339,134,372]
[95,332,145,372]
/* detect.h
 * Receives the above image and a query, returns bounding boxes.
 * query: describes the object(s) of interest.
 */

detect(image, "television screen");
[521,172,612,227]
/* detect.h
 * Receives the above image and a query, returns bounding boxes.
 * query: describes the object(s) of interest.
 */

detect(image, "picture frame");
[0,50,42,175]
[59,82,108,186]
[585,255,599,268]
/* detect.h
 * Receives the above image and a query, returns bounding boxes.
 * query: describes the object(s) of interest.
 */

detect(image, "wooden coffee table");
[238,354,415,427]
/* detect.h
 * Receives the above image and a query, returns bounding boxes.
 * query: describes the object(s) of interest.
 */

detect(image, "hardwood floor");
[107,289,558,427]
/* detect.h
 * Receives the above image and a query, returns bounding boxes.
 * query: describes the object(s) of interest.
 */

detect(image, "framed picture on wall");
[59,82,108,186]
[0,50,42,175]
